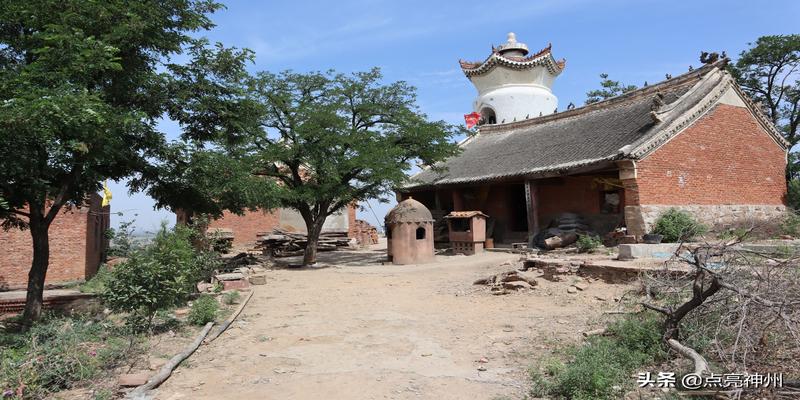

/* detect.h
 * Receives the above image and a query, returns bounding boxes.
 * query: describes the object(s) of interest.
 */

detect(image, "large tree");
[251,69,461,265]
[130,41,277,225]
[730,35,800,150]
[585,73,638,104]
[0,0,223,327]
[130,144,276,225]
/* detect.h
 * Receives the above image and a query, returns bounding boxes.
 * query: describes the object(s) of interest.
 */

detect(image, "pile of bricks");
[351,219,379,245]
[255,229,351,257]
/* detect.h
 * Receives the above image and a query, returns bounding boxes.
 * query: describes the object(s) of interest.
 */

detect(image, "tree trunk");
[302,218,326,266]
[176,209,194,226]
[662,271,721,342]
[183,211,210,251]
[22,214,51,328]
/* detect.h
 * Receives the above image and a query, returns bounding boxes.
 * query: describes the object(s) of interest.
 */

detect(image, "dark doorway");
[509,184,529,232]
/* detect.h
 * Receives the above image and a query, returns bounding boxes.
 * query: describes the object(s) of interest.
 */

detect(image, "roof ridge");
[479,60,727,133]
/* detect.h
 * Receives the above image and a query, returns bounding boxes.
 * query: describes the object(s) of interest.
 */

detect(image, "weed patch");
[575,234,602,253]
[529,313,665,400]
[0,314,142,399]
[188,295,218,326]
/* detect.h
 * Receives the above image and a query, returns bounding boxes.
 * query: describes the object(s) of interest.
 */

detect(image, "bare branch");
[667,338,710,375]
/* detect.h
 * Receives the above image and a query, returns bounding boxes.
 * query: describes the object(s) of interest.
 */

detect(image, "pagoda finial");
[497,32,528,56]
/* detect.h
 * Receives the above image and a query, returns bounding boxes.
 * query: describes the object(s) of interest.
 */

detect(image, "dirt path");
[155,251,630,400]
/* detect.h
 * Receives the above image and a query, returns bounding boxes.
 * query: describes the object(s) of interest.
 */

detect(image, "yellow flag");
[101,180,112,207]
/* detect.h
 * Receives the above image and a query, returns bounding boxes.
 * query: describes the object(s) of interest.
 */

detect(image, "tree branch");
[667,338,710,376]
[11,209,31,218]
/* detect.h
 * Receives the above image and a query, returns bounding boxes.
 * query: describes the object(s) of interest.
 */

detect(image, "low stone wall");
[625,204,787,237]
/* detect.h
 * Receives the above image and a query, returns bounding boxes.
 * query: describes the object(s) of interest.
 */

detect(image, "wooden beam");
[524,180,539,239]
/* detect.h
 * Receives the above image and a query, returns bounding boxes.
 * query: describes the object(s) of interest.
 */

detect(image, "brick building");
[0,194,110,290]
[200,205,359,248]
[400,34,788,243]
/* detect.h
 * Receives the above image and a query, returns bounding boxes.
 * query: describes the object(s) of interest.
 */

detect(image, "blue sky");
[111,0,800,233]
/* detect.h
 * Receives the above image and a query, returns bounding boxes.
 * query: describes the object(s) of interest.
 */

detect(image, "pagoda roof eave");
[459,44,565,77]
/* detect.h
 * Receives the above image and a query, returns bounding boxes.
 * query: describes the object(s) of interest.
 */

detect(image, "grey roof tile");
[406,63,720,188]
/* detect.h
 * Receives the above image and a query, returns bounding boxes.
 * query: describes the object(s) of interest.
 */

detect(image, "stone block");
[248,274,267,285]
[618,243,681,260]
[619,235,637,244]
[223,279,250,291]
[197,282,213,292]
[214,272,244,281]
[174,307,189,317]
[119,372,150,387]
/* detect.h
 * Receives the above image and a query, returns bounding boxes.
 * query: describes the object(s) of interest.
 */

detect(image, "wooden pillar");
[452,190,464,211]
[524,179,539,239]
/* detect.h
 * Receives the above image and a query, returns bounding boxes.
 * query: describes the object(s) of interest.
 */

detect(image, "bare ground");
[153,249,633,400]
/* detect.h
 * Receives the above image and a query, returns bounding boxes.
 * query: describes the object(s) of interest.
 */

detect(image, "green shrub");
[780,212,800,237]
[716,227,750,241]
[529,356,565,397]
[787,178,800,210]
[188,295,218,325]
[102,223,220,331]
[0,315,138,399]
[652,208,707,242]
[530,313,665,400]
[105,218,138,258]
[222,290,241,305]
[576,234,602,253]
[208,231,233,254]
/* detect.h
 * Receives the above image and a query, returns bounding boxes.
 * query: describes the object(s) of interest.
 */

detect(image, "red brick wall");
[0,194,107,289]
[635,104,787,205]
[538,176,604,217]
[536,174,625,233]
[208,204,359,248]
[207,209,281,248]
[481,184,527,234]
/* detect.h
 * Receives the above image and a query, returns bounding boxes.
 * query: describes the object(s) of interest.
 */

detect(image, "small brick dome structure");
[385,197,435,265]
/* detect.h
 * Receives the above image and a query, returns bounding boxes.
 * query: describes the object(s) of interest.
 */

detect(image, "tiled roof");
[459,44,565,77]
[405,61,787,189]
[444,211,489,219]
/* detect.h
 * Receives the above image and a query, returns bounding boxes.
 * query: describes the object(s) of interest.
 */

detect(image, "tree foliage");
[130,143,276,223]
[250,68,462,264]
[585,73,638,104]
[730,35,800,149]
[129,41,277,222]
[0,0,223,326]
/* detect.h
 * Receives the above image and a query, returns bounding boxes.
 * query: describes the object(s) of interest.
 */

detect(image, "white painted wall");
[278,208,349,233]
[469,64,558,123]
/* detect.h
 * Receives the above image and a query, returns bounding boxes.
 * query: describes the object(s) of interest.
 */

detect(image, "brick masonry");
[626,204,787,236]
[207,204,359,248]
[207,209,281,248]
[536,173,624,234]
[624,104,788,236]
[0,194,109,290]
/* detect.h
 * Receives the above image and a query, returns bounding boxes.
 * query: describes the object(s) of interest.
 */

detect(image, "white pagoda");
[460,33,565,125]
